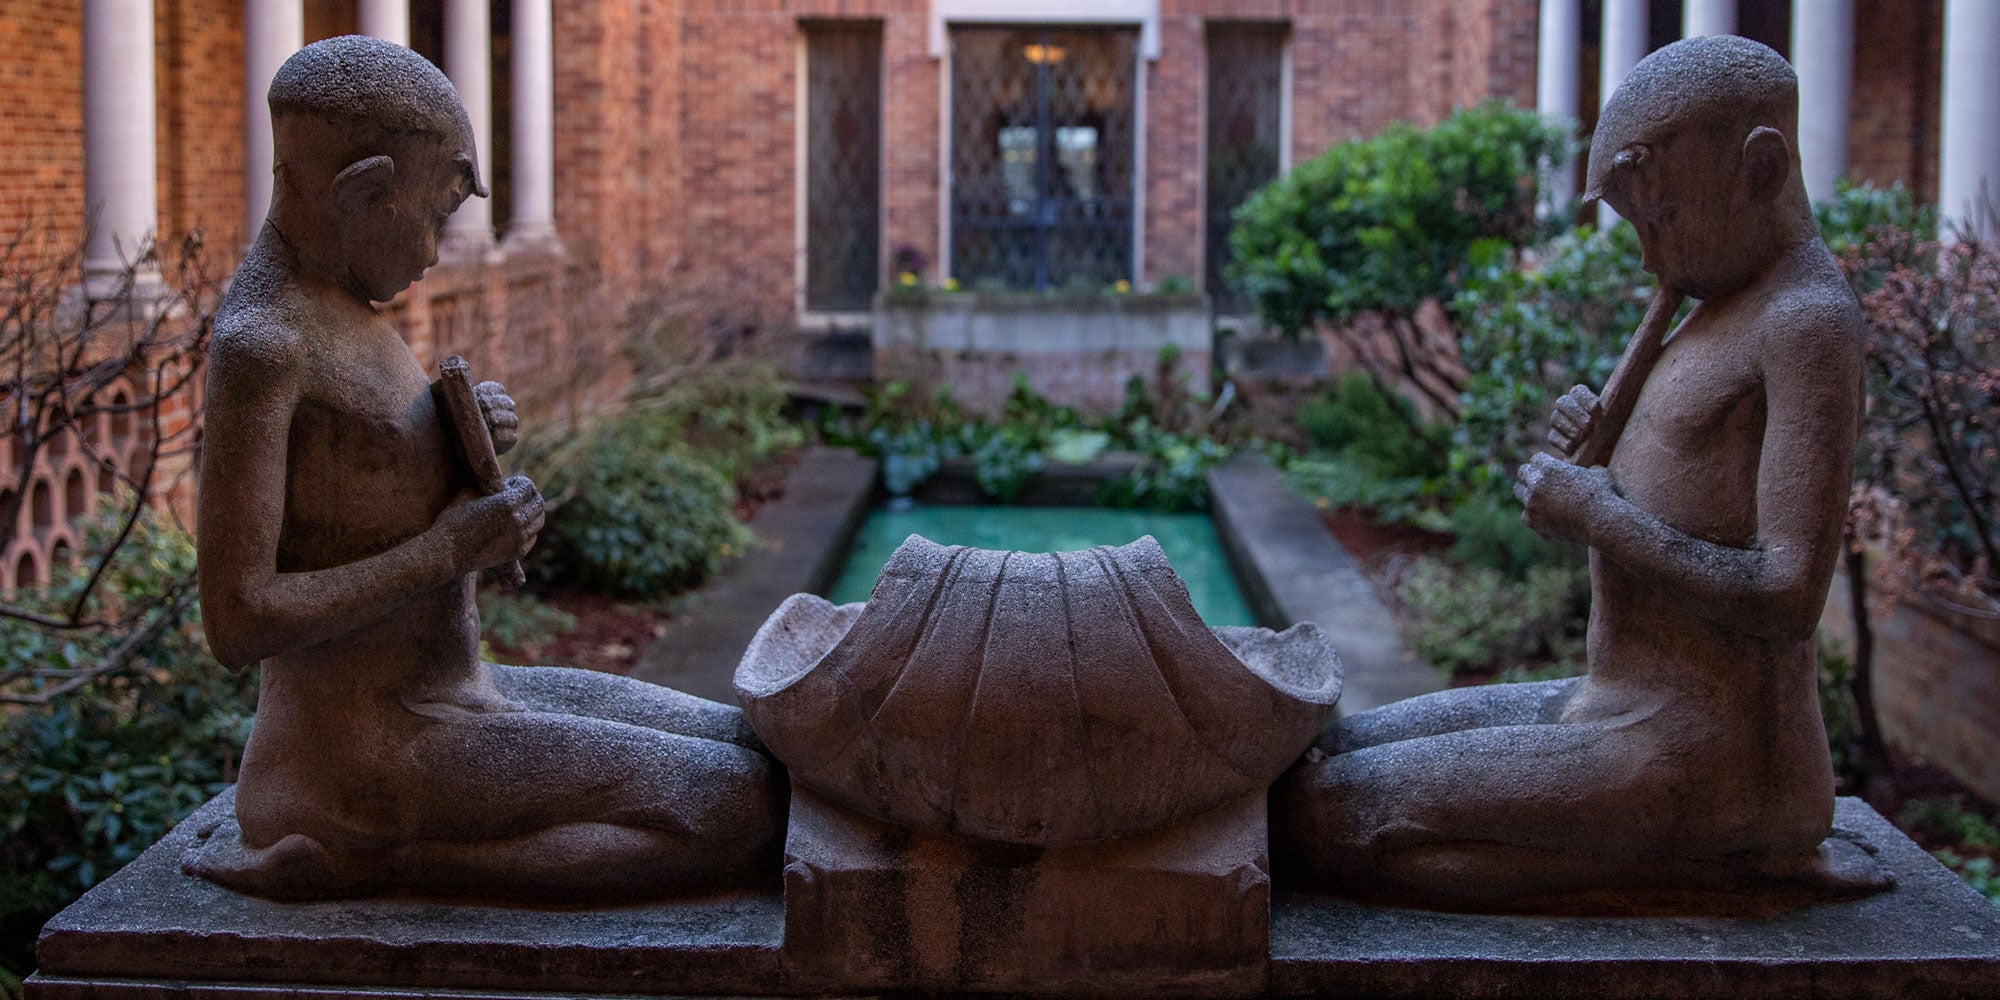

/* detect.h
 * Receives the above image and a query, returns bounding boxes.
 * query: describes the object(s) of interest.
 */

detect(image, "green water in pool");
[827,504,1259,627]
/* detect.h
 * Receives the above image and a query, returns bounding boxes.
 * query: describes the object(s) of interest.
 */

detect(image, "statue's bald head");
[1585,35,1797,203]
[268,35,486,196]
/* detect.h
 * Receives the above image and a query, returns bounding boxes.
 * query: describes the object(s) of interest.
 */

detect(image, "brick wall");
[1847,0,1941,200]
[157,0,245,249]
[0,0,84,249]
[1143,10,1204,285]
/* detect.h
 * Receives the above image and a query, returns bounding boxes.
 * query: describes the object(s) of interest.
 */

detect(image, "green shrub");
[615,358,804,483]
[1228,101,1570,335]
[1097,418,1229,511]
[1450,224,1650,491]
[964,424,1045,501]
[477,591,578,656]
[2,506,254,981]
[1394,555,1588,679]
[1288,373,1452,525]
[1902,798,2000,853]
[1814,179,1936,255]
[1297,373,1449,475]
[532,428,754,598]
[1932,851,2000,906]
[826,375,1233,510]
[1816,638,1867,792]
[1904,796,2000,907]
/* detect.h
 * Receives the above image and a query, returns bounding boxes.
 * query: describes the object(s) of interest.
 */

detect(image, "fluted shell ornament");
[734,534,1343,847]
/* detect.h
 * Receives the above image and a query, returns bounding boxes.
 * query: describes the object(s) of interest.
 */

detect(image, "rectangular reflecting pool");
[828,503,1258,627]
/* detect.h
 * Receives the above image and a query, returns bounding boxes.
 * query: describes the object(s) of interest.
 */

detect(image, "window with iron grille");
[949,25,1137,292]
[804,21,883,313]
[1205,22,1286,316]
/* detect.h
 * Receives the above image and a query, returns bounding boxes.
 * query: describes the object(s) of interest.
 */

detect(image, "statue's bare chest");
[1611,328,1766,546]
[279,335,458,569]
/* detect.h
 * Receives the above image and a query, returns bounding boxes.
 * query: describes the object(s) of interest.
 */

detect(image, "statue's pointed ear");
[332,155,396,211]
[1743,126,1790,203]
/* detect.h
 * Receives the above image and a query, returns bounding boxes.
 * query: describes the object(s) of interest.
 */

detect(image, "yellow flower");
[899,271,919,286]
[942,277,960,291]
[1113,279,1131,294]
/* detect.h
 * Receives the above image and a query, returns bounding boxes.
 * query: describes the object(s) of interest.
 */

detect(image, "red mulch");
[1318,505,1452,566]
[498,591,667,676]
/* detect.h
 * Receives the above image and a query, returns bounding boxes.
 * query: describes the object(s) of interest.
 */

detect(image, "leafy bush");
[1297,373,1450,474]
[1229,102,1569,335]
[1229,103,1569,415]
[1097,419,1230,511]
[1837,223,2000,620]
[1901,798,2000,852]
[1287,373,1451,525]
[1450,224,1648,492]
[531,427,754,598]
[1901,797,2000,906]
[1933,851,2000,905]
[477,591,578,655]
[1814,179,1936,255]
[1816,639,1867,792]
[623,358,804,483]
[964,425,1045,500]
[1393,555,1588,679]
[825,374,1235,511]
[2,506,254,981]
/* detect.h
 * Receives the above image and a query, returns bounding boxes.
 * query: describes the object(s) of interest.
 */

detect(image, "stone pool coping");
[630,447,877,704]
[30,795,2000,999]
[1206,454,1442,715]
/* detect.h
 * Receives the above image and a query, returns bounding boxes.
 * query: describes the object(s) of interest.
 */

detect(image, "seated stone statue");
[181,36,780,903]
[1272,36,1886,907]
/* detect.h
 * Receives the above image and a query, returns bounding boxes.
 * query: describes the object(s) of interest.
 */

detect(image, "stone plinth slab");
[27,795,2000,999]
[1268,798,2000,999]
[779,783,1269,998]
[29,790,788,998]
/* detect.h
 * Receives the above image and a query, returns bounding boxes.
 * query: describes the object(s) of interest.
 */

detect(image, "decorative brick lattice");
[1,385,147,592]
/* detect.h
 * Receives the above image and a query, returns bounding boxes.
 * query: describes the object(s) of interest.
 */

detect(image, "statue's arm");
[196,328,464,671]
[1579,306,1863,642]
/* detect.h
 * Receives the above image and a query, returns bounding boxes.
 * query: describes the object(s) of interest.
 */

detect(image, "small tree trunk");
[1845,543,1898,807]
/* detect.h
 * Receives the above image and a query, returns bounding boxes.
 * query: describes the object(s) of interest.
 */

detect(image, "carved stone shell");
[734,534,1343,847]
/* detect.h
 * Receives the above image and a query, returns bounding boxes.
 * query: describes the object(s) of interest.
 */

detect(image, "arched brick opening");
[31,478,53,535]
[65,467,88,524]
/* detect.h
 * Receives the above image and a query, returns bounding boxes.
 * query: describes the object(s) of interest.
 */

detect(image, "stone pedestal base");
[781,782,1269,997]
[24,794,2000,999]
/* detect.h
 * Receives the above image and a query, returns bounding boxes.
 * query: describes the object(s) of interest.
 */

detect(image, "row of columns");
[80,0,559,294]
[1537,0,2000,238]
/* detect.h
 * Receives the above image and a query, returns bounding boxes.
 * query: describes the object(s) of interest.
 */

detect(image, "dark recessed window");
[804,21,884,313]
[1205,22,1286,315]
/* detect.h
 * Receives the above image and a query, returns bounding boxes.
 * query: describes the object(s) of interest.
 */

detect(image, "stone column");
[80,0,160,294]
[1792,0,1854,203]
[357,0,410,48]
[1939,0,2000,238]
[1537,0,1582,213]
[507,0,558,247]
[244,0,303,242]
[443,0,494,252]
[1683,0,1736,37]
[1598,0,1648,226]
